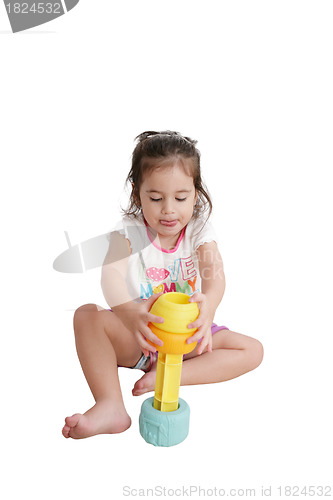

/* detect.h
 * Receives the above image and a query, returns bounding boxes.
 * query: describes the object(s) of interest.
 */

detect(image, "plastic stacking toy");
[139,292,199,446]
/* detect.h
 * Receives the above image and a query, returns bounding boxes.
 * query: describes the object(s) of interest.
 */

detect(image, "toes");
[132,384,141,396]
[62,425,70,438]
[132,377,145,396]
[62,414,82,439]
[138,368,157,391]
[65,413,81,428]
[62,404,132,438]
[132,374,153,396]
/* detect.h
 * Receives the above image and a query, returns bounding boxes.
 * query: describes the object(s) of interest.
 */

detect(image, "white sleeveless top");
[115,214,217,301]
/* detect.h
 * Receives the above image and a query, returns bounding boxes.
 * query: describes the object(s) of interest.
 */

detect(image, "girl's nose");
[161,199,175,214]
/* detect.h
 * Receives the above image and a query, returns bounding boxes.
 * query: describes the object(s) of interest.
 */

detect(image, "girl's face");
[138,159,198,247]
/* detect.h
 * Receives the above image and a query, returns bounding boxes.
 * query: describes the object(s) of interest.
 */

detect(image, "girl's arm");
[187,240,226,354]
[101,232,134,307]
[101,232,164,356]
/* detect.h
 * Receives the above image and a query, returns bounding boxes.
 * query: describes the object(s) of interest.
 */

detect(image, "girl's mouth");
[160,220,178,227]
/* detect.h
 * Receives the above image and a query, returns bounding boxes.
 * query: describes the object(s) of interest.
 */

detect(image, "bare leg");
[132,329,263,396]
[62,304,142,439]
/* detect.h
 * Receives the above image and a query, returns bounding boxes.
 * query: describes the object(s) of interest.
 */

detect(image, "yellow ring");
[150,292,199,334]
[148,292,199,354]
[148,324,197,355]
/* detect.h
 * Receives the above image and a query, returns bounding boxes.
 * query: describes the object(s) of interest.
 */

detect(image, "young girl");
[62,130,263,439]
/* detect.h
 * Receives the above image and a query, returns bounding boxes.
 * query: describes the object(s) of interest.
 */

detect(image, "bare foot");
[132,364,157,396]
[62,400,131,439]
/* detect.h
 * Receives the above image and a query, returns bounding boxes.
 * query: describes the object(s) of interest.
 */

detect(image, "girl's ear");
[194,191,198,206]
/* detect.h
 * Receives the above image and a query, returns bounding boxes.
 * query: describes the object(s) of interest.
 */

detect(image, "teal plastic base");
[139,397,190,447]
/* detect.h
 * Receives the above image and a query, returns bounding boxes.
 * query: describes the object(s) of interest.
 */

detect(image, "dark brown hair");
[123,130,212,221]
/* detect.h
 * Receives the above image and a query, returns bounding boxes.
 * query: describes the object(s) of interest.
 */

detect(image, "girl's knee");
[249,339,264,369]
[73,303,99,331]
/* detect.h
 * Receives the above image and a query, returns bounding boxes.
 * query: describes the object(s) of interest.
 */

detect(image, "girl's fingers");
[135,331,158,352]
[198,334,213,355]
[148,313,165,324]
[186,324,212,354]
[145,292,164,310]
[197,344,206,355]
[142,325,163,346]
[187,318,201,330]
[186,327,204,344]
[189,292,204,304]
[186,334,199,344]
[197,337,209,355]
[187,293,206,328]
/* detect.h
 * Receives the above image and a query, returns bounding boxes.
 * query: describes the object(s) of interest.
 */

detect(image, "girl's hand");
[186,292,214,355]
[113,293,165,357]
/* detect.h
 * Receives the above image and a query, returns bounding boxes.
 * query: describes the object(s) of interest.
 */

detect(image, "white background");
[1,1,332,499]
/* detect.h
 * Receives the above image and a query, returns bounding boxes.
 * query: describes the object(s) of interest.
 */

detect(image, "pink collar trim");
[144,219,186,253]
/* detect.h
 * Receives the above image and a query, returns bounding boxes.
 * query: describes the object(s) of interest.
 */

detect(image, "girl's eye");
[150,197,187,202]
